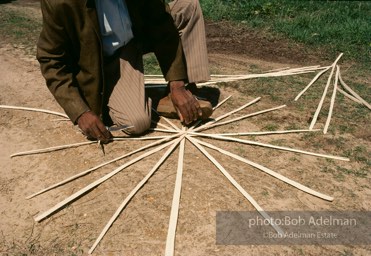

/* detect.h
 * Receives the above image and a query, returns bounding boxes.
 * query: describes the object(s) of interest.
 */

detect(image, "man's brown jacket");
[37,0,187,124]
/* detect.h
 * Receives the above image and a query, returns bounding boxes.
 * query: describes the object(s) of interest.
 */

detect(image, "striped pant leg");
[107,41,151,135]
[169,0,210,83]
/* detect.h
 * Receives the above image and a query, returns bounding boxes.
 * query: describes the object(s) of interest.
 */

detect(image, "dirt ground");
[0,1,370,256]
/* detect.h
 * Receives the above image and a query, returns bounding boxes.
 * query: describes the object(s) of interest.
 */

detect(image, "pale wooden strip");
[187,120,203,133]
[210,74,252,77]
[213,95,232,111]
[112,135,170,141]
[207,129,320,137]
[151,120,174,131]
[281,65,322,71]
[145,70,318,86]
[88,137,184,254]
[309,53,343,130]
[12,135,172,158]
[197,69,324,86]
[144,74,164,77]
[149,128,179,133]
[161,116,181,131]
[208,67,325,82]
[165,130,186,256]
[195,138,333,201]
[145,69,321,78]
[194,97,261,132]
[338,70,371,110]
[190,133,349,161]
[337,88,362,104]
[151,107,181,131]
[197,105,286,132]
[187,136,284,235]
[323,65,340,134]
[263,67,291,73]
[34,140,175,221]
[0,105,68,118]
[145,67,326,87]
[52,118,70,122]
[263,66,321,74]
[27,135,180,199]
[11,141,95,158]
[145,84,167,88]
[294,66,331,101]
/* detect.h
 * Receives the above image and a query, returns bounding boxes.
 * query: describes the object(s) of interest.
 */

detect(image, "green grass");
[201,0,371,65]
[143,53,162,75]
[0,5,41,54]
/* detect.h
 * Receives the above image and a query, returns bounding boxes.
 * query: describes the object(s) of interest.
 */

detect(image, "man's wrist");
[169,80,186,92]
[76,109,91,124]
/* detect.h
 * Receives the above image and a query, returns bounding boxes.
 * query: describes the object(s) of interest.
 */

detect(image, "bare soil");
[0,1,370,256]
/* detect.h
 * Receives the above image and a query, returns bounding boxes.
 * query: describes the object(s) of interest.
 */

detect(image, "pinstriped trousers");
[108,0,210,134]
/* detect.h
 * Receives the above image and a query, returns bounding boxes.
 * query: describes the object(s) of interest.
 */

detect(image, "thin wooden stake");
[213,95,232,110]
[152,107,181,131]
[187,136,284,235]
[149,128,179,133]
[161,116,181,131]
[197,105,286,132]
[309,53,343,130]
[165,130,186,256]
[263,67,291,73]
[338,70,371,110]
[112,135,170,141]
[11,141,96,158]
[194,97,261,132]
[207,129,320,137]
[197,67,325,85]
[294,66,331,101]
[337,88,362,104]
[189,133,349,161]
[88,136,184,254]
[0,105,68,118]
[27,134,180,199]
[52,118,70,122]
[34,140,177,222]
[195,138,333,201]
[323,65,340,134]
[151,120,174,131]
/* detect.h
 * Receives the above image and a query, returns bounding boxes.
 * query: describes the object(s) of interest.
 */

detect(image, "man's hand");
[169,80,202,124]
[77,111,112,143]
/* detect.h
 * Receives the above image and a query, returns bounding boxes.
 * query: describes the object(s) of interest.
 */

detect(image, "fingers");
[169,81,202,125]
[77,111,112,143]
[184,91,200,124]
[90,124,112,143]
[171,92,201,125]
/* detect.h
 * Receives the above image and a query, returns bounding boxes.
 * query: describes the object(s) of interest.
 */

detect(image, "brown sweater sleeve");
[37,0,90,123]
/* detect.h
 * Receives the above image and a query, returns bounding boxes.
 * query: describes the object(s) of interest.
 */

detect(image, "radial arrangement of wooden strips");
[2,94,350,255]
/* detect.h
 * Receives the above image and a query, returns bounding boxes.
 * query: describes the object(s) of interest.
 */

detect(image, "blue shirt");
[95,0,134,56]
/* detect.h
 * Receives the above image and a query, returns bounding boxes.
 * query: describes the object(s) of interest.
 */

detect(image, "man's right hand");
[77,111,112,143]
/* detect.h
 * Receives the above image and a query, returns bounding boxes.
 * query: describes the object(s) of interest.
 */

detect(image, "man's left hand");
[169,80,202,124]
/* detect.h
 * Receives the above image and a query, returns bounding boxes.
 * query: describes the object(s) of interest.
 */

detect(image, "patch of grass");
[284,123,300,130]
[262,123,278,131]
[337,166,367,179]
[270,139,286,146]
[143,53,162,75]
[338,124,355,134]
[344,145,370,164]
[201,0,371,65]
[0,6,41,54]
[261,190,269,197]
[321,166,345,182]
